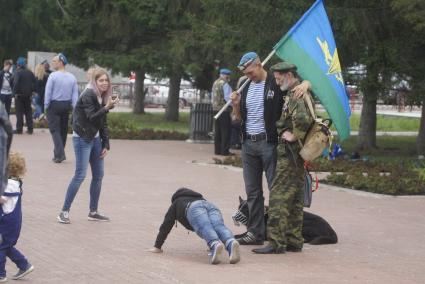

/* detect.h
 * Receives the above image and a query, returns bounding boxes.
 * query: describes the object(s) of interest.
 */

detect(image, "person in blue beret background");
[212,68,234,156]
[44,53,79,163]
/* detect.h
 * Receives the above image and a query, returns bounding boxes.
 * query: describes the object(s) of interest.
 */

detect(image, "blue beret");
[58,53,68,65]
[238,52,258,70]
[219,68,231,75]
[17,57,26,67]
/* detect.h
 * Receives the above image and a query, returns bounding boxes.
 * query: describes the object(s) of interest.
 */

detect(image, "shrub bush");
[33,116,188,140]
[214,155,425,195]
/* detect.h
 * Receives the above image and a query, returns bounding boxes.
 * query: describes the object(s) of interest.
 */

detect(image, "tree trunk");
[357,78,378,150]
[133,69,146,114]
[417,97,425,157]
[199,89,206,103]
[165,71,182,121]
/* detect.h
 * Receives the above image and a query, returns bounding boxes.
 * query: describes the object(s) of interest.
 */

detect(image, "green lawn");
[109,111,420,135]
[317,112,420,132]
[107,112,190,133]
[106,112,420,157]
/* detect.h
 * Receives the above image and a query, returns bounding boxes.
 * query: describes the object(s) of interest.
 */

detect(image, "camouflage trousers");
[267,143,305,249]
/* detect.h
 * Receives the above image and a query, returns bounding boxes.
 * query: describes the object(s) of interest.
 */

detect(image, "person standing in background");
[44,53,79,163]
[212,68,233,156]
[41,60,52,75]
[0,60,14,116]
[12,57,35,135]
[33,64,49,120]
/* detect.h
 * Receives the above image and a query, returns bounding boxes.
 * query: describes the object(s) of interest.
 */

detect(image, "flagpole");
[214,49,277,120]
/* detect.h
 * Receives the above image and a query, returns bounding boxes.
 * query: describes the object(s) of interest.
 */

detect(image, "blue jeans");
[0,247,29,277]
[32,95,43,119]
[0,94,12,116]
[186,200,235,249]
[62,136,104,212]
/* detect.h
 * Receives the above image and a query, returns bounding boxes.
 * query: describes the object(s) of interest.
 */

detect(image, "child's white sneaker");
[12,264,34,280]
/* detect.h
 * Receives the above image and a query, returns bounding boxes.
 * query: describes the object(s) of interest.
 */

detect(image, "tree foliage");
[1,0,424,153]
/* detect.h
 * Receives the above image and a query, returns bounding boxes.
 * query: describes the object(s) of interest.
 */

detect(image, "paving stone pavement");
[3,129,425,284]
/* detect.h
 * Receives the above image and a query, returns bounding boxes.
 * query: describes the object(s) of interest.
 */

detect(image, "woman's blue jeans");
[32,95,43,119]
[62,136,104,212]
[186,200,235,249]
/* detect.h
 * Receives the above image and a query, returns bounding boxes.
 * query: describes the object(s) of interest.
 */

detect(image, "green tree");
[53,0,168,114]
[0,0,58,62]
[391,0,425,156]
[328,0,400,150]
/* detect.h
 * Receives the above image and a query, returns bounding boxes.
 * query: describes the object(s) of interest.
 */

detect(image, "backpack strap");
[303,94,317,121]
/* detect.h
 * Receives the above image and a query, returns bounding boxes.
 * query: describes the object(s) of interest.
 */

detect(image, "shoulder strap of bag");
[303,94,317,121]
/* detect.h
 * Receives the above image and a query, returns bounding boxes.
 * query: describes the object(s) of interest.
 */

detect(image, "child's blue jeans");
[0,247,29,277]
[186,200,235,249]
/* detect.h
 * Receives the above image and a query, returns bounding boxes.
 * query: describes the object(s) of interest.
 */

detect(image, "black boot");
[286,244,302,252]
[252,244,285,254]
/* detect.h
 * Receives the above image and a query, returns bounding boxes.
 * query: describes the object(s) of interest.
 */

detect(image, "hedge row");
[34,119,188,140]
[215,155,425,196]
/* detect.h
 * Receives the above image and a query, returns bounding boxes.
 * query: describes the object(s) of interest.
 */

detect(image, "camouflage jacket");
[212,78,226,111]
[276,84,315,146]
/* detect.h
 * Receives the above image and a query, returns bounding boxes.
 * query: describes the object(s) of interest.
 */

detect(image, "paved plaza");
[4,130,425,283]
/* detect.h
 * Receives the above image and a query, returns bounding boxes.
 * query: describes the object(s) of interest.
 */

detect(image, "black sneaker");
[236,232,264,245]
[52,156,66,163]
[57,211,70,224]
[234,231,248,239]
[12,264,34,280]
[88,212,110,222]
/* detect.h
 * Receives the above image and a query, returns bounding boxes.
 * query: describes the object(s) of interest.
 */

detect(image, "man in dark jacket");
[12,57,35,134]
[149,188,241,265]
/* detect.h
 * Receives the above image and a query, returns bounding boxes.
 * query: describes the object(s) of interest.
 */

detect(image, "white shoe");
[210,242,224,265]
[229,241,241,264]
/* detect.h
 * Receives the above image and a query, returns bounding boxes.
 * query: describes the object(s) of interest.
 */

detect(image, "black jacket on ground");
[72,88,110,150]
[154,188,205,249]
[239,73,285,143]
[12,68,35,96]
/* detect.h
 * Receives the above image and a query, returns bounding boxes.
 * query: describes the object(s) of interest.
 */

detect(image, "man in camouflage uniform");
[212,68,233,156]
[253,62,314,254]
